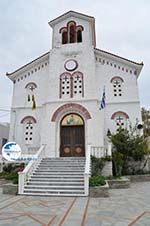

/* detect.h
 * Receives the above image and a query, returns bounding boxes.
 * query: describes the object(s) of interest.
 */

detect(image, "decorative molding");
[60,72,71,79]
[64,59,78,71]
[95,55,136,76]
[51,103,91,122]
[111,111,129,120]
[25,82,37,89]
[110,76,124,83]
[12,61,49,84]
[20,116,37,124]
[94,48,143,67]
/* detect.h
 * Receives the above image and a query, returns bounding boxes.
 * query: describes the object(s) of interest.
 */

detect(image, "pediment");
[49,11,95,28]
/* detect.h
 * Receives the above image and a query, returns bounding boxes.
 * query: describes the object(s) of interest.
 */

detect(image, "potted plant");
[89,175,109,197]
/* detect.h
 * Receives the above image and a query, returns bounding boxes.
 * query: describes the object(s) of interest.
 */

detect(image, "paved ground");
[0,182,150,226]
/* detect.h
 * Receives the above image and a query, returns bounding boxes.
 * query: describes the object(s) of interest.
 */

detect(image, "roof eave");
[6,51,50,81]
[94,48,143,77]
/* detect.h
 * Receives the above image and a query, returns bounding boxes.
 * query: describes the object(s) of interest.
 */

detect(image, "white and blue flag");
[99,87,106,110]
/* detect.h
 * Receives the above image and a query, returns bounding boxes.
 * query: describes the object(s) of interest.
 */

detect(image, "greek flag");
[99,87,106,110]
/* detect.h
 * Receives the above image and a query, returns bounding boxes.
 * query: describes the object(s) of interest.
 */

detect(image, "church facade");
[7,11,143,158]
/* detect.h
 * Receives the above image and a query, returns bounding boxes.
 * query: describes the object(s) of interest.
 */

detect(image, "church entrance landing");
[60,113,85,157]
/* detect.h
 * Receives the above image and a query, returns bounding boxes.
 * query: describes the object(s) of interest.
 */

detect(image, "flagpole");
[99,86,106,156]
[103,86,106,156]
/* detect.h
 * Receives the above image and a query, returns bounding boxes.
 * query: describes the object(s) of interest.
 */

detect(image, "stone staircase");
[23,157,86,196]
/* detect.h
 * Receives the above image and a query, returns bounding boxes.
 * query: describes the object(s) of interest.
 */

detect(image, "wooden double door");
[60,125,85,157]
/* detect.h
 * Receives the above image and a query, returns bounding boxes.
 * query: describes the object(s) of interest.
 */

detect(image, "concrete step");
[40,161,85,165]
[41,160,85,163]
[39,164,85,167]
[33,172,84,176]
[24,189,84,196]
[24,185,84,190]
[31,174,84,180]
[42,157,85,160]
[22,192,85,196]
[27,181,84,186]
[23,156,86,196]
[30,178,84,181]
[37,166,85,169]
[35,169,84,172]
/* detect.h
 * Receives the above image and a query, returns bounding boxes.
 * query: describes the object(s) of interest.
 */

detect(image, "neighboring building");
[6,11,143,157]
[0,122,9,155]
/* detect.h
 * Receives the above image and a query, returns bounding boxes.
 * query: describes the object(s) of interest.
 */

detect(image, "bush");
[89,175,106,187]
[4,173,18,184]
[0,172,18,184]
[3,164,15,173]
[110,128,149,176]
[91,155,105,176]
[0,163,23,185]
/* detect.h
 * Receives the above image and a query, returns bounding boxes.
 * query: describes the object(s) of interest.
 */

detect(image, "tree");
[141,107,150,137]
[110,128,149,176]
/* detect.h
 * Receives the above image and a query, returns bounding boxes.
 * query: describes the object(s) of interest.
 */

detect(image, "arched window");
[21,116,37,144]
[60,73,71,98]
[111,111,129,131]
[59,21,83,44]
[77,29,82,43]
[72,72,84,97]
[60,71,84,98]
[25,82,37,109]
[110,76,124,97]
[62,31,68,44]
[69,24,76,43]
[25,82,37,92]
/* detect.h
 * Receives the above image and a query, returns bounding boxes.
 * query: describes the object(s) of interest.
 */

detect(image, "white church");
[6,11,143,195]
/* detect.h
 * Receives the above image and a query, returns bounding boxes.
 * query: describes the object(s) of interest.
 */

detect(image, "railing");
[84,144,91,196]
[18,144,46,194]
[84,143,112,196]
[91,146,107,158]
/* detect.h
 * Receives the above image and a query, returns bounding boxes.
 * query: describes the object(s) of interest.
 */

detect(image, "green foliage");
[141,107,150,137]
[3,163,25,174]
[0,172,18,184]
[0,172,7,178]
[89,175,106,187]
[91,155,105,176]
[3,164,15,173]
[110,128,149,176]
[102,156,112,161]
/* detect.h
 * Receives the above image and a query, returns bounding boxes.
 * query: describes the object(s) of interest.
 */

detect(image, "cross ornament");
[116,116,123,123]
[113,80,120,85]
[27,120,32,126]
[29,86,35,92]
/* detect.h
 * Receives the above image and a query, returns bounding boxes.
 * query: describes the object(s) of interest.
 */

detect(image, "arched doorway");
[60,113,85,157]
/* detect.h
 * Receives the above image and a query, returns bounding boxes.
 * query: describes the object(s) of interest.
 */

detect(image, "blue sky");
[0,0,149,122]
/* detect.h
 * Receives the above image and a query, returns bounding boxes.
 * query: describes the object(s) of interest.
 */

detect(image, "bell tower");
[48,11,96,49]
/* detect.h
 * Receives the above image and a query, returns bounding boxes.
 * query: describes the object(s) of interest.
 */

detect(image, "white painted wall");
[8,12,143,157]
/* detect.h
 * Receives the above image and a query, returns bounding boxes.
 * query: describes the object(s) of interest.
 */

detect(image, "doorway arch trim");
[51,103,91,122]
